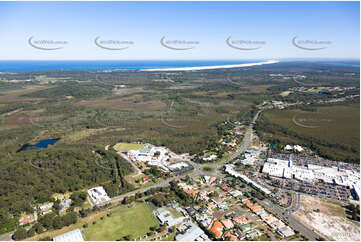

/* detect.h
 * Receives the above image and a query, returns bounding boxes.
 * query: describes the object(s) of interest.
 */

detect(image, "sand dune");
[140,60,279,72]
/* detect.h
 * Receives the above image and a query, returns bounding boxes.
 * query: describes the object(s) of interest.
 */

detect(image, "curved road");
[99,110,321,240]
[101,110,261,206]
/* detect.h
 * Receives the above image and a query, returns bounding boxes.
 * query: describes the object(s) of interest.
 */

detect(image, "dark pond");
[19,138,60,152]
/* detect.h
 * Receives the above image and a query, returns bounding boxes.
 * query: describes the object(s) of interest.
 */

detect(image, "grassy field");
[83,203,159,241]
[258,103,360,162]
[113,142,144,152]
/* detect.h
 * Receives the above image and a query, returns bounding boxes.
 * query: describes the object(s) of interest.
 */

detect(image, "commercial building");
[225,164,271,195]
[175,222,209,241]
[88,186,110,205]
[277,226,295,238]
[53,229,84,242]
[155,207,186,227]
[262,158,361,199]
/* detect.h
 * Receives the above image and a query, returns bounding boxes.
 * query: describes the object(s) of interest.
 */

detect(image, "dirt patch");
[294,195,360,241]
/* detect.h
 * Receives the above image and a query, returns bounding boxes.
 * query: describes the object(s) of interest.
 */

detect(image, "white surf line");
[140,59,279,72]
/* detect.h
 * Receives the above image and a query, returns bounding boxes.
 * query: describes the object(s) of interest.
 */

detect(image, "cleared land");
[83,203,159,241]
[294,195,360,241]
[113,142,144,152]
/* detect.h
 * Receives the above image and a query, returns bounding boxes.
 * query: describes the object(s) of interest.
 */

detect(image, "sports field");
[83,203,159,241]
[113,142,144,152]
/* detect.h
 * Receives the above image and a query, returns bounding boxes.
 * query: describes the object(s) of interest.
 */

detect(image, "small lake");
[19,138,60,152]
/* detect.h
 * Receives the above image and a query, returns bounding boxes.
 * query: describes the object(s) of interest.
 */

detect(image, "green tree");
[13,227,27,241]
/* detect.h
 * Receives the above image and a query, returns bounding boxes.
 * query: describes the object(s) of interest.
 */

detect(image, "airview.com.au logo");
[226,36,266,50]
[292,36,332,51]
[160,36,199,50]
[28,36,68,50]
[94,36,134,50]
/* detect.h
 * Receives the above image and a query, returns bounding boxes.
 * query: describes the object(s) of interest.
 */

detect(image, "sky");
[0,1,359,60]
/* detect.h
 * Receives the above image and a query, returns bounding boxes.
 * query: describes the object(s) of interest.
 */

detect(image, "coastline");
[140,59,279,71]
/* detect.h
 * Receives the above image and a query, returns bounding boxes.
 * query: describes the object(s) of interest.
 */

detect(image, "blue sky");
[0,1,359,60]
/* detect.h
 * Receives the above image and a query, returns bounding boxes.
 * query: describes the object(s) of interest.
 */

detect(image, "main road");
[100,110,261,206]
[256,197,322,241]
[99,110,321,240]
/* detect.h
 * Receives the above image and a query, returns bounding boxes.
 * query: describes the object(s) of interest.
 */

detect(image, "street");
[100,110,321,241]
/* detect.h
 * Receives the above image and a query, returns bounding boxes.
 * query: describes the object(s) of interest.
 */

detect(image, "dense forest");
[255,103,360,163]
[0,144,133,232]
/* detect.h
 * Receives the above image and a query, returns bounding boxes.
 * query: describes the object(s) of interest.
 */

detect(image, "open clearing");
[294,194,360,241]
[113,142,144,152]
[83,203,159,241]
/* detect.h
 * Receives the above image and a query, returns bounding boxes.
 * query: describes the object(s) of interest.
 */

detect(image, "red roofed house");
[224,232,238,241]
[249,204,262,212]
[19,212,37,226]
[233,216,248,225]
[185,190,198,195]
[210,221,223,238]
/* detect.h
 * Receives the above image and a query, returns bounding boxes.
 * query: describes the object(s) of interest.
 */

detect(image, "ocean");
[0,60,262,72]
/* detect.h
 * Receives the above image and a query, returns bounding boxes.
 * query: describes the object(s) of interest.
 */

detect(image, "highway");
[101,111,261,207]
[256,197,322,241]
[100,110,321,241]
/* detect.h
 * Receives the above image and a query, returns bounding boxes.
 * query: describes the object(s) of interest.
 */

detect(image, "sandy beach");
[140,59,279,71]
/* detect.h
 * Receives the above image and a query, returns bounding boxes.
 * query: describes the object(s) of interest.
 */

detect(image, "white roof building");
[88,186,110,205]
[262,158,360,199]
[155,208,186,227]
[277,226,295,238]
[175,222,209,241]
[225,164,271,195]
[293,145,304,152]
[53,229,84,242]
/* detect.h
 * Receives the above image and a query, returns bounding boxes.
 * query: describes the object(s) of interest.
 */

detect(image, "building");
[18,212,37,226]
[210,221,223,238]
[232,216,248,225]
[239,223,254,233]
[229,190,243,198]
[53,229,84,242]
[39,202,53,211]
[224,232,238,241]
[221,219,234,229]
[168,162,194,175]
[262,157,360,199]
[155,208,186,227]
[246,229,261,239]
[88,186,110,205]
[60,199,72,211]
[225,164,271,195]
[240,149,261,165]
[175,222,209,241]
[277,226,295,238]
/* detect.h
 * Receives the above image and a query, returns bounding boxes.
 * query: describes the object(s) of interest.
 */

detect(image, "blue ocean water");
[0,60,263,72]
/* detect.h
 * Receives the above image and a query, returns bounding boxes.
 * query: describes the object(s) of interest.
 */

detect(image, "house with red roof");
[210,221,223,238]
[19,212,37,226]
[224,232,238,241]
[233,216,248,225]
